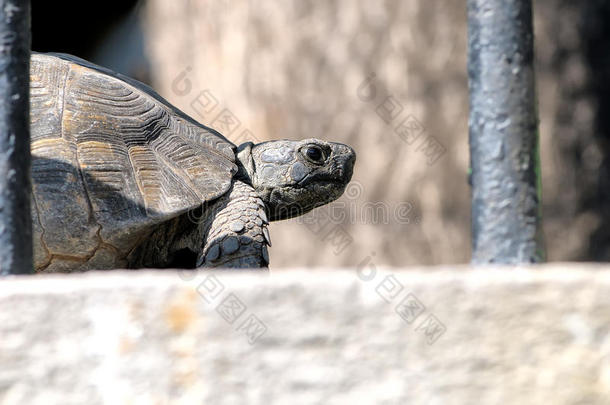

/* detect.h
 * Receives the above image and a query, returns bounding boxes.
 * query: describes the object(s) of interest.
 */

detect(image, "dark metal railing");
[0,0,33,275]
[468,0,544,263]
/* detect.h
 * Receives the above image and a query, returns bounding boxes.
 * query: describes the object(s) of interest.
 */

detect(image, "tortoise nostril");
[344,149,356,174]
[346,146,356,163]
[347,154,355,169]
[341,154,355,181]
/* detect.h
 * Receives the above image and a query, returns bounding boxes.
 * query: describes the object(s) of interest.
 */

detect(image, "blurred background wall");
[31,0,610,267]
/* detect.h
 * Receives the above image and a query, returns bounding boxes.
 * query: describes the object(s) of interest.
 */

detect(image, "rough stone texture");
[1,265,610,404]
[142,0,471,268]
[140,1,610,266]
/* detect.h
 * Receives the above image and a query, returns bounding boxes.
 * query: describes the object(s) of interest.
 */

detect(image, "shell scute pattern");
[31,53,238,271]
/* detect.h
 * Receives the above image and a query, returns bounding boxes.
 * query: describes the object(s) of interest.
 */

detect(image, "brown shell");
[30,53,237,271]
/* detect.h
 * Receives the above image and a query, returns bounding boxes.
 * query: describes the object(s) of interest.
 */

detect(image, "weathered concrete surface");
[1,265,610,404]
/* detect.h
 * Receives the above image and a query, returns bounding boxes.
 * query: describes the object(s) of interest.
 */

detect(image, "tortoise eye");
[303,145,325,164]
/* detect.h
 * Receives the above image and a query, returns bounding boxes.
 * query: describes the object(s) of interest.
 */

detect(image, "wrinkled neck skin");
[235,142,256,186]
[235,141,277,214]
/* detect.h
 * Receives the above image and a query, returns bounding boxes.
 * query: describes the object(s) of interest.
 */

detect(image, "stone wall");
[1,266,609,404]
[140,0,608,267]
[142,0,471,268]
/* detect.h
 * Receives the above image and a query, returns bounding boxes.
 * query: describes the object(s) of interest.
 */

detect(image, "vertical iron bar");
[0,0,32,275]
[468,0,544,263]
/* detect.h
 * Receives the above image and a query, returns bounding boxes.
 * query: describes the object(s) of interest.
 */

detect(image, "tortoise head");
[236,139,356,221]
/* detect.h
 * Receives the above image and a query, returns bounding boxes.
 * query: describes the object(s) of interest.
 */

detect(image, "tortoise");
[30,52,356,272]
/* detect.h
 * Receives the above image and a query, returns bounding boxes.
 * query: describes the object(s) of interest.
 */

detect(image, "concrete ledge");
[1,265,610,404]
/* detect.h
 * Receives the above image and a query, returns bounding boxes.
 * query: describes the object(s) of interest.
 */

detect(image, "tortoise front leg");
[198,181,271,269]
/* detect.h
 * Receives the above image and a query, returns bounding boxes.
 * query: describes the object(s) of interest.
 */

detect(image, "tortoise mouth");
[296,168,352,188]
[266,178,349,221]
[296,177,346,188]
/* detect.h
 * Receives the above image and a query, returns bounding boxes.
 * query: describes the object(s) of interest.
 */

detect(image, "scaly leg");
[198,180,271,269]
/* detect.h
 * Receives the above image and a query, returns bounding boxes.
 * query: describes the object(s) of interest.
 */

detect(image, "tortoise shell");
[30,52,237,271]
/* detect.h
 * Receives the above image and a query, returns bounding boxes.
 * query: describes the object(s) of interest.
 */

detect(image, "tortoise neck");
[235,142,255,186]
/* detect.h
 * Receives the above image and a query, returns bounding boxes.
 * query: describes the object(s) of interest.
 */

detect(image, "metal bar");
[0,0,32,275]
[468,0,544,263]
